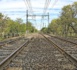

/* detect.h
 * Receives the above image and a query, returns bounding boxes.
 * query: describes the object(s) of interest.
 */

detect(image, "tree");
[15,18,23,24]
[0,13,6,37]
[60,2,77,36]
[26,21,38,33]
[41,27,48,33]
[42,2,77,37]
[71,2,77,34]
[48,18,62,35]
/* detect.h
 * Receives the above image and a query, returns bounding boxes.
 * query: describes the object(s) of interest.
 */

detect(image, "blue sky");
[0,0,77,30]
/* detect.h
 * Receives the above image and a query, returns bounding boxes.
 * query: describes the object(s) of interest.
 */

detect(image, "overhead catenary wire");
[28,0,34,14]
[41,0,51,27]
[43,0,48,14]
[23,0,58,17]
[23,0,29,10]
[27,0,35,20]
[41,0,58,28]
[51,0,58,8]
[43,0,51,15]
[26,0,34,14]
[23,0,35,23]
[23,0,34,14]
[23,0,58,29]
[43,0,58,15]
[42,0,51,19]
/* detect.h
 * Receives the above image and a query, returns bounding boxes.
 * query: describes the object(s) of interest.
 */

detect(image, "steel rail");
[41,33,77,67]
[0,40,13,46]
[0,40,29,70]
[48,34,77,45]
[0,37,24,46]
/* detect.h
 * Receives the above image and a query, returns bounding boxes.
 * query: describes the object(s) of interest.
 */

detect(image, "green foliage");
[0,13,37,40]
[60,2,77,36]
[41,27,48,33]
[26,22,38,33]
[3,18,26,37]
[43,2,77,37]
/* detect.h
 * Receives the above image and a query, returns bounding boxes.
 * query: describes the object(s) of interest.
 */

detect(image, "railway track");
[49,35,77,44]
[0,37,29,70]
[0,37,24,46]
[44,34,77,66]
[48,35,77,57]
[0,33,77,70]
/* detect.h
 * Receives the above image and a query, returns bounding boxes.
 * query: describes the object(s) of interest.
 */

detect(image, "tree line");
[41,2,77,37]
[0,13,37,40]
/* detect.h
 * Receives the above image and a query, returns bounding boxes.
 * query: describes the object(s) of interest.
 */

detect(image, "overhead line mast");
[23,0,58,31]
[41,0,58,27]
[23,0,34,33]
[41,0,51,28]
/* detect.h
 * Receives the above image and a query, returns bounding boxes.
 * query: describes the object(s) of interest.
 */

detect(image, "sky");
[0,0,77,30]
